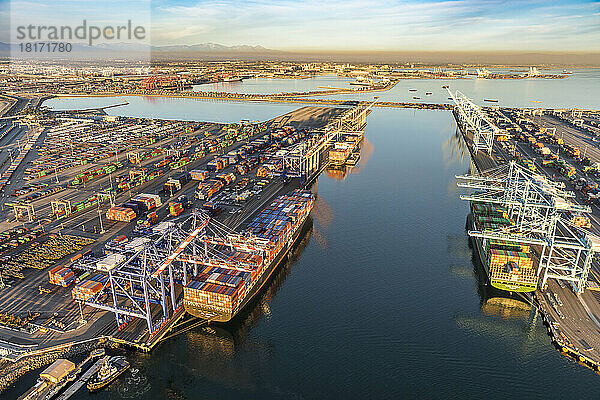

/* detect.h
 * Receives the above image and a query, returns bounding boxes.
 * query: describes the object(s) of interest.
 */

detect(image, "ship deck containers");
[184,190,313,319]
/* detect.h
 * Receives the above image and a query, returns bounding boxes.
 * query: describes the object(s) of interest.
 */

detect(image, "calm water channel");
[12,74,599,399]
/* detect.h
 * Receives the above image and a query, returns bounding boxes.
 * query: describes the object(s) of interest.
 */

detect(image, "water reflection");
[442,126,469,169]
[451,219,557,362]
[189,217,314,346]
[325,136,374,181]
[140,219,316,396]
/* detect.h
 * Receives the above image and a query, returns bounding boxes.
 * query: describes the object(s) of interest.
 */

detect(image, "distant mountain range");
[152,43,277,53]
[0,42,279,55]
[0,41,598,65]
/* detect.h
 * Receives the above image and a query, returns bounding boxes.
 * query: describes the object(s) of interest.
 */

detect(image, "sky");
[1,0,599,52]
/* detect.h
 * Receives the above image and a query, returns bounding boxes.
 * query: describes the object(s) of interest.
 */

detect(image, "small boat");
[425,92,432,95]
[531,100,542,103]
[409,89,417,92]
[442,85,449,89]
[87,356,130,392]
[484,99,499,103]
[413,96,420,100]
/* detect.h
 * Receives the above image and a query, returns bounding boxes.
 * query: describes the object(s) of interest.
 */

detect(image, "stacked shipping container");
[71,274,109,301]
[49,266,75,287]
[106,206,137,222]
[184,190,313,319]
[471,201,538,292]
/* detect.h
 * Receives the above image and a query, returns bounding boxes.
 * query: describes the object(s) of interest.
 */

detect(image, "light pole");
[97,208,105,234]
[78,301,87,324]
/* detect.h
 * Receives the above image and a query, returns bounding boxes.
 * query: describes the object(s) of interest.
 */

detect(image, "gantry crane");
[447,88,500,155]
[457,161,600,293]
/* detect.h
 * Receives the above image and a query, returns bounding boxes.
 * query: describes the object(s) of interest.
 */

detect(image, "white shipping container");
[96,254,126,272]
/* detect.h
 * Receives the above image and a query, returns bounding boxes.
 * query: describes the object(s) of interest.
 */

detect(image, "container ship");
[328,135,362,166]
[469,201,538,293]
[183,190,314,322]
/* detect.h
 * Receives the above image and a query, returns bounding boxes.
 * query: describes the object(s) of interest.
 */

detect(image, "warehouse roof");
[40,359,75,383]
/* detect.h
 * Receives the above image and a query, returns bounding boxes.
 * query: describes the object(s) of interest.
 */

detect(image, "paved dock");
[457,107,600,372]
[55,356,104,400]
[0,103,348,374]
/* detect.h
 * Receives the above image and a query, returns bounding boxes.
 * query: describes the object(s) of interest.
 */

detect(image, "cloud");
[8,0,600,51]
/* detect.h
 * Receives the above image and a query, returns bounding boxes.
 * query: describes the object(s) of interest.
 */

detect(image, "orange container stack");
[196,179,224,200]
[106,206,137,222]
[190,169,209,181]
[71,274,109,301]
[216,172,236,185]
[49,266,75,287]
[72,279,102,300]
[183,268,251,314]
[256,165,271,177]
[571,214,591,228]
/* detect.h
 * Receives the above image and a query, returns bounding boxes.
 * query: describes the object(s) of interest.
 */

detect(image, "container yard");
[0,96,370,396]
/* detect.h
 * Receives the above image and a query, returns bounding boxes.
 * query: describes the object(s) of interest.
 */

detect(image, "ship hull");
[185,212,310,322]
[87,361,129,392]
[468,213,537,293]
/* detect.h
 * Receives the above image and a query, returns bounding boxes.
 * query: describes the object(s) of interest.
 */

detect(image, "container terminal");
[0,76,597,394]
[449,89,600,372]
[0,94,371,394]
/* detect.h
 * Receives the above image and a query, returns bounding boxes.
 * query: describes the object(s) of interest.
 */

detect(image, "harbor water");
[44,68,600,111]
[28,76,600,399]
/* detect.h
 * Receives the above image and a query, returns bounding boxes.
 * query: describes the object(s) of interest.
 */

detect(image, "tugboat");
[87,356,130,392]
